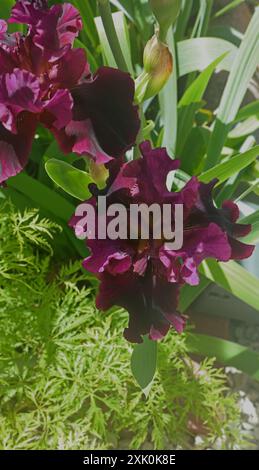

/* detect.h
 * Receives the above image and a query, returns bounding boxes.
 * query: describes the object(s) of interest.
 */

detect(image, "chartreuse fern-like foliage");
[0,201,244,450]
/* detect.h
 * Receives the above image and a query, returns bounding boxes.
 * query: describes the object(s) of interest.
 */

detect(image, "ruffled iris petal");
[71,67,140,157]
[10,1,82,61]
[0,112,37,183]
[96,270,182,344]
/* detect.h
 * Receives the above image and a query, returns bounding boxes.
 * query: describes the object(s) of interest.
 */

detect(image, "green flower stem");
[158,27,168,44]
[97,0,128,72]
[133,107,145,159]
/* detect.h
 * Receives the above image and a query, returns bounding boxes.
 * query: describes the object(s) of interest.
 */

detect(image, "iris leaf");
[159,28,178,155]
[187,334,259,381]
[241,210,259,245]
[45,159,93,201]
[235,100,259,123]
[214,0,245,19]
[179,277,211,313]
[1,0,14,18]
[177,37,237,77]
[176,54,226,155]
[95,11,134,74]
[200,259,259,313]
[7,173,74,222]
[199,145,259,185]
[205,8,259,169]
[131,336,157,395]
[179,53,227,107]
[110,0,135,22]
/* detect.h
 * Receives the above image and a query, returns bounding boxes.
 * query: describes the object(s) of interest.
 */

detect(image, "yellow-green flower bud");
[135,34,173,103]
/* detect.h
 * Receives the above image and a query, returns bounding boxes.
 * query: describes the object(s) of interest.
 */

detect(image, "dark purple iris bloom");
[187,179,255,261]
[70,141,254,343]
[0,1,140,183]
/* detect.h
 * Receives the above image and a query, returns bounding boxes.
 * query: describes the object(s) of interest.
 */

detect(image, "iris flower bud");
[135,34,173,103]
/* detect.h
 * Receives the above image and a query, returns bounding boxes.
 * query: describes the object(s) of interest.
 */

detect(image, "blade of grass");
[215,0,245,19]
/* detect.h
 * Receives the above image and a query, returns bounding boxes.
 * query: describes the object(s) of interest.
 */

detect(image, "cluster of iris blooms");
[0,1,254,343]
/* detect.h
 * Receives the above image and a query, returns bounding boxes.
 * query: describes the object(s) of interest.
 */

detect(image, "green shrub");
[0,201,243,450]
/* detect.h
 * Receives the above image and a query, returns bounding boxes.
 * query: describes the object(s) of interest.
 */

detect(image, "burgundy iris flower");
[70,141,254,343]
[0,0,140,183]
[187,179,255,261]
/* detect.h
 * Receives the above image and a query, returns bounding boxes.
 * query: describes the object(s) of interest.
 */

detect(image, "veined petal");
[41,89,73,130]
[10,2,82,61]
[9,0,48,25]
[34,3,82,60]
[49,48,90,89]
[0,69,41,132]
[55,3,82,49]
[83,239,132,276]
